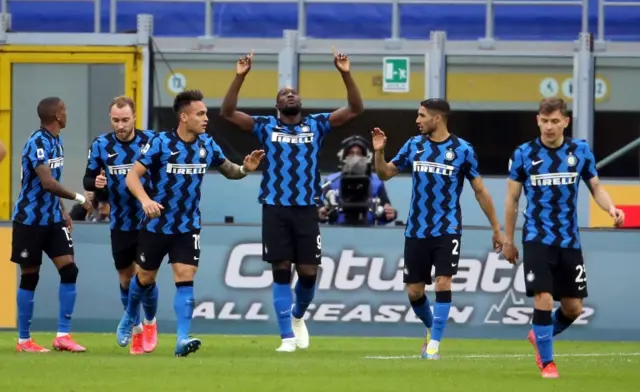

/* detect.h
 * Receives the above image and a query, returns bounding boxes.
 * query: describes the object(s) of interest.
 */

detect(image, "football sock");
[17,288,35,340]
[292,275,316,319]
[273,283,294,339]
[120,285,141,326]
[58,283,76,334]
[430,290,452,345]
[142,282,159,322]
[552,307,576,336]
[533,309,554,365]
[126,275,145,320]
[409,293,433,329]
[174,282,195,342]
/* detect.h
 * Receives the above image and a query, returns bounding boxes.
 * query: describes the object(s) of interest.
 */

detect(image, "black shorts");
[136,229,201,271]
[262,204,321,264]
[111,229,139,270]
[11,221,74,267]
[522,241,588,300]
[403,234,461,285]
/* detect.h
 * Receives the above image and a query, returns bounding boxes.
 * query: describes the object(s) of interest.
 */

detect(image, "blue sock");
[552,308,575,336]
[17,289,35,340]
[120,285,140,326]
[431,290,452,343]
[174,282,195,341]
[533,309,554,364]
[292,276,316,319]
[272,283,294,339]
[142,282,159,322]
[126,275,145,320]
[410,294,433,329]
[58,283,76,333]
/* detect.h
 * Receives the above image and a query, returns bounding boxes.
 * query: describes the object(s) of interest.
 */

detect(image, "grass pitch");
[1,332,639,391]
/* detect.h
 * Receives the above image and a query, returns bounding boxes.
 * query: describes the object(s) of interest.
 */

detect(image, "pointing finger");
[247,49,255,59]
[332,46,337,56]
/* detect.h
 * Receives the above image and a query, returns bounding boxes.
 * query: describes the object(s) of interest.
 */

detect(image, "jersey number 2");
[451,239,460,255]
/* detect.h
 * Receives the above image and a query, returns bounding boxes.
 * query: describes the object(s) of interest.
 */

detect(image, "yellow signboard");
[0,227,16,328]
[0,45,142,220]
[589,184,640,228]
[165,68,610,104]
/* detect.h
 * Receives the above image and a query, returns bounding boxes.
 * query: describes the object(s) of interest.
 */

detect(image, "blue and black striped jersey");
[251,114,332,206]
[12,128,65,226]
[392,134,480,239]
[509,137,597,249]
[85,129,155,231]
[137,130,227,235]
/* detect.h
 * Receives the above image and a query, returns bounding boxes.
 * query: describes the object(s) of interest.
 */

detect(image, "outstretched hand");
[332,46,350,73]
[371,127,387,152]
[243,150,265,172]
[236,49,254,76]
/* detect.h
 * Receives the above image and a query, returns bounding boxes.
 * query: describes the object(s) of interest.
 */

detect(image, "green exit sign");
[382,57,410,93]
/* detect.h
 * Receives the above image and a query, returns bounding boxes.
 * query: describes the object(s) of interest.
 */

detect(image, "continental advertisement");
[7,223,639,341]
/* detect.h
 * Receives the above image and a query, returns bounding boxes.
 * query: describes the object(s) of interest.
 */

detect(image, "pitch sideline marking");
[363,352,640,360]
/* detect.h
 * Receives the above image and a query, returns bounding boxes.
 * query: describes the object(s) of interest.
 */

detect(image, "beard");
[280,105,301,116]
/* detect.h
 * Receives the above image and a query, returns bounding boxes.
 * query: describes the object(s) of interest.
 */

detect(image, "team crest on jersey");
[301,125,311,133]
[444,150,456,161]
[566,154,577,167]
[199,147,207,158]
[141,143,150,154]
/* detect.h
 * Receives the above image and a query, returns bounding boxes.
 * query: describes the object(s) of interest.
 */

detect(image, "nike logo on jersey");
[416,149,425,154]
[108,153,118,158]
[170,151,180,156]
[532,160,543,166]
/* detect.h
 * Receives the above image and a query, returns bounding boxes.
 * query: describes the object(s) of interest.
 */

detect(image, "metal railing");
[0,0,639,42]
[598,0,640,42]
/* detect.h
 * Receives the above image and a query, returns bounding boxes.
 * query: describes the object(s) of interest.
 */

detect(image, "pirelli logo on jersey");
[108,164,134,176]
[271,132,314,144]
[166,163,207,175]
[48,157,64,169]
[413,161,454,176]
[530,172,578,186]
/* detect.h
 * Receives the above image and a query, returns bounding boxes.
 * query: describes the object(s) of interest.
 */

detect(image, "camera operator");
[319,135,397,226]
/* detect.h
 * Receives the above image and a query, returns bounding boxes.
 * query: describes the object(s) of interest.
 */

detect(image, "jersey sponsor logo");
[413,161,454,176]
[166,163,207,175]
[271,131,314,144]
[530,172,578,187]
[108,163,134,175]
[48,157,64,169]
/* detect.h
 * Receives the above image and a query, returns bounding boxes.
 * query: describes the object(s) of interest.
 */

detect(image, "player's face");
[110,105,136,140]
[181,100,208,134]
[416,106,437,134]
[276,87,302,116]
[56,102,67,129]
[537,110,569,144]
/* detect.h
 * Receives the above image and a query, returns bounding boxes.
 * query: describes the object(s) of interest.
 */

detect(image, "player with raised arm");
[83,96,158,355]
[116,90,264,357]
[503,98,624,378]
[12,97,90,353]
[373,99,503,360]
[220,48,363,352]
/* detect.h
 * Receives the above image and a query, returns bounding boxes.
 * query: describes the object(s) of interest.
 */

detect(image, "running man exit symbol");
[383,57,410,93]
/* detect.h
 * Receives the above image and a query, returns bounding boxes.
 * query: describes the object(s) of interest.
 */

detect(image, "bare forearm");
[593,188,615,212]
[219,161,247,180]
[220,75,245,116]
[43,180,78,200]
[476,190,500,232]
[341,72,363,114]
[126,173,152,203]
[504,199,519,243]
[374,151,392,180]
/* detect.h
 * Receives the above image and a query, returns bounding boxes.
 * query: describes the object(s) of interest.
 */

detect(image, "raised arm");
[372,127,406,181]
[220,50,256,132]
[328,48,364,128]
